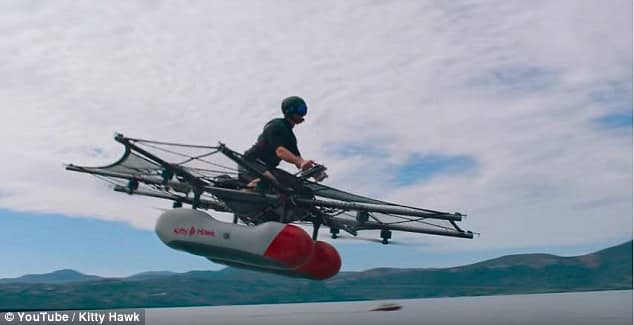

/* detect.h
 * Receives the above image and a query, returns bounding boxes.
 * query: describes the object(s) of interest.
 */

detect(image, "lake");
[147,290,632,325]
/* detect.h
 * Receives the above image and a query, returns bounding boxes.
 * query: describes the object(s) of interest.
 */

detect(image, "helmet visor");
[296,104,307,116]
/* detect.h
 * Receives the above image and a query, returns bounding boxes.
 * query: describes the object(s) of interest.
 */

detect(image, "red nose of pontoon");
[264,226,342,279]
[264,224,314,268]
[295,241,342,280]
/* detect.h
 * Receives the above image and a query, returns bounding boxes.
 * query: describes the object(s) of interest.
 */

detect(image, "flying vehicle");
[66,134,474,279]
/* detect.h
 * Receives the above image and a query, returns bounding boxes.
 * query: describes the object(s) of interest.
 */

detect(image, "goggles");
[295,104,307,116]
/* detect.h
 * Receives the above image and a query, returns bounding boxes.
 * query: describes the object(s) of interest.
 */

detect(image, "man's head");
[281,96,307,125]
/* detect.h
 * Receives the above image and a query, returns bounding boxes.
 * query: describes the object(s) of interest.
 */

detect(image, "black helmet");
[281,96,307,117]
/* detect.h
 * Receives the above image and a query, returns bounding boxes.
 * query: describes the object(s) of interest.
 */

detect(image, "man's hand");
[275,146,316,171]
[298,159,316,171]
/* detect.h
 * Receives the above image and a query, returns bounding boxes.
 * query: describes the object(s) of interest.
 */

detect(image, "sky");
[0,0,631,278]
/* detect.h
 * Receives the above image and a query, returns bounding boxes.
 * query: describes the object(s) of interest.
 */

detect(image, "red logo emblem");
[189,227,196,236]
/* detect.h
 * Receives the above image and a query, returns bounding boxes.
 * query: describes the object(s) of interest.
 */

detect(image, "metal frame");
[66,133,475,242]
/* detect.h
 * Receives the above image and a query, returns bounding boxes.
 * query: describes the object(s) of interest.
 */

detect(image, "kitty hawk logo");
[189,226,196,236]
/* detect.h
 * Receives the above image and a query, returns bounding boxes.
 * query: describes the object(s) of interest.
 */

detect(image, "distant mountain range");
[0,269,181,284]
[0,241,631,310]
[0,269,101,284]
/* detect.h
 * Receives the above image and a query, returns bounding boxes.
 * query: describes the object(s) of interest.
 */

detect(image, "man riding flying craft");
[240,96,321,190]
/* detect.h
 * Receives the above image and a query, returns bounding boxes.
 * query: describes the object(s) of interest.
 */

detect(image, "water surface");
[147,290,632,325]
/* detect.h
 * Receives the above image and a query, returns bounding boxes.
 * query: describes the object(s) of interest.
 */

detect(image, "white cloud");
[0,0,631,250]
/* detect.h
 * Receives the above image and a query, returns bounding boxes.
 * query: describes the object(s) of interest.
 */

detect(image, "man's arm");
[275,146,315,171]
